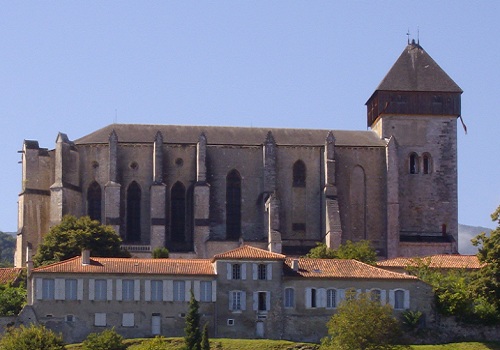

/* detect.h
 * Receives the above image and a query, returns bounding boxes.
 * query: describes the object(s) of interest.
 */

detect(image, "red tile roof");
[377,255,483,270]
[284,258,417,280]
[33,257,215,276]
[0,268,23,285]
[212,245,286,261]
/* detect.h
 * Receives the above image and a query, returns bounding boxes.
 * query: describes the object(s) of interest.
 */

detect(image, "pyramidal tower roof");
[375,40,462,93]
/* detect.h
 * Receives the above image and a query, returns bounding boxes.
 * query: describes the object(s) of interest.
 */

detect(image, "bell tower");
[367,41,462,256]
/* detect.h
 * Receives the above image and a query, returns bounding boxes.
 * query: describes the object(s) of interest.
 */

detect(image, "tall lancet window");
[87,182,102,222]
[293,160,306,187]
[226,169,241,240]
[126,181,141,243]
[171,182,186,242]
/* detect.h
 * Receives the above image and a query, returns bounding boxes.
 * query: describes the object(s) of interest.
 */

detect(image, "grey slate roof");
[75,124,386,147]
[375,42,462,93]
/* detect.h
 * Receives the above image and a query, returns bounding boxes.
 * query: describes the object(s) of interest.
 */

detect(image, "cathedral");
[15,41,462,267]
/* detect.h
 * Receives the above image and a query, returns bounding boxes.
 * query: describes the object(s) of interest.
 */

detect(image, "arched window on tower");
[423,153,432,174]
[226,169,241,240]
[409,153,419,174]
[126,181,141,243]
[171,182,186,242]
[293,160,306,187]
[87,182,102,222]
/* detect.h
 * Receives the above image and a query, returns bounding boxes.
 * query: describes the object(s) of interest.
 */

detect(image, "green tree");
[0,324,65,350]
[152,247,170,258]
[306,240,377,265]
[0,231,16,267]
[0,283,26,316]
[184,290,202,350]
[321,293,403,350]
[82,328,126,350]
[201,323,210,350]
[472,204,500,314]
[34,215,129,267]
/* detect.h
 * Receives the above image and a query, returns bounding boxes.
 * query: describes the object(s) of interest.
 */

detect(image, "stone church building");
[15,41,462,267]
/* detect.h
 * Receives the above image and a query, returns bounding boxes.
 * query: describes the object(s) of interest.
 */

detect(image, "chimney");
[292,259,299,271]
[82,249,91,265]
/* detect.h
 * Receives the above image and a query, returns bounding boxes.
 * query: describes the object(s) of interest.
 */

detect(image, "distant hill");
[458,224,493,255]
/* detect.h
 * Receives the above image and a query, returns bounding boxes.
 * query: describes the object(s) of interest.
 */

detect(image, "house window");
[229,290,245,311]
[326,289,337,308]
[122,313,135,327]
[151,280,163,302]
[171,182,186,242]
[200,281,212,302]
[423,153,432,174]
[42,279,55,300]
[65,279,77,301]
[95,279,107,301]
[232,264,241,280]
[126,181,141,242]
[226,170,241,240]
[293,160,306,187]
[258,292,268,311]
[284,288,294,308]
[122,280,134,301]
[94,313,106,327]
[394,290,405,310]
[370,289,381,303]
[87,182,102,222]
[258,264,267,280]
[173,281,185,301]
[409,153,419,174]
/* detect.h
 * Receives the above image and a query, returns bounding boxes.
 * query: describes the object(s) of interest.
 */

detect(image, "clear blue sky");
[1,1,498,233]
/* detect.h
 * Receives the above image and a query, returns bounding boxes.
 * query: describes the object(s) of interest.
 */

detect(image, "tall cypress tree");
[184,290,201,350]
[201,323,210,350]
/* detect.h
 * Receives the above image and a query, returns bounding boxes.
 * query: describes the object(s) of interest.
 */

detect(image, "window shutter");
[35,278,43,300]
[336,289,343,307]
[77,279,83,301]
[241,263,247,280]
[241,291,247,310]
[211,281,217,302]
[356,289,362,298]
[388,290,395,307]
[164,280,173,301]
[116,279,122,301]
[318,288,326,308]
[266,291,271,310]
[229,291,233,310]
[193,281,200,301]
[145,280,151,302]
[89,279,95,300]
[252,264,257,280]
[185,280,191,301]
[404,290,410,309]
[253,292,258,311]
[267,263,272,280]
[305,287,312,309]
[227,263,232,280]
[134,280,140,301]
[55,278,65,300]
[380,290,387,305]
[107,279,113,301]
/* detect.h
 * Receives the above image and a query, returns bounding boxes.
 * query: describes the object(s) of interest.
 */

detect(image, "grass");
[66,337,500,350]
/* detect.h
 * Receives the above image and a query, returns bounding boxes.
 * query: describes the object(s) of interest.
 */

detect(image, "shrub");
[133,336,169,350]
[152,247,170,259]
[0,324,65,350]
[82,328,126,350]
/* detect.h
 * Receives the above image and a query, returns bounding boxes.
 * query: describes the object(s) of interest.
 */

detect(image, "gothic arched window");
[87,182,102,222]
[293,160,306,187]
[409,153,419,174]
[226,170,241,240]
[126,181,141,243]
[171,182,186,242]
